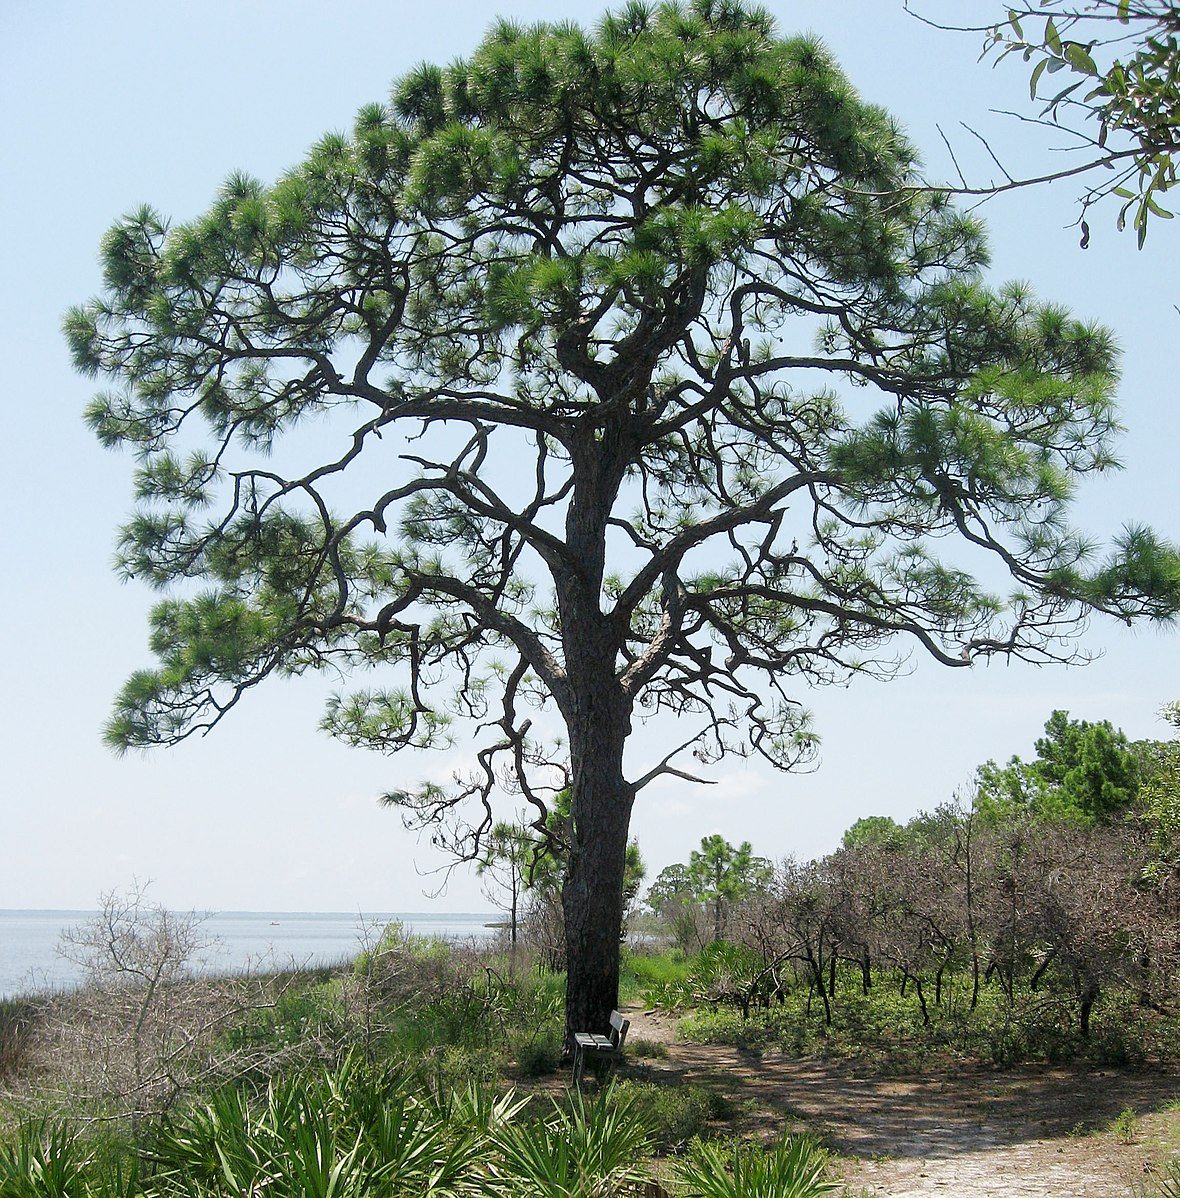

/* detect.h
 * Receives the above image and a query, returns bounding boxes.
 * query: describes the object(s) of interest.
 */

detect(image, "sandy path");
[625,1007,1178,1196]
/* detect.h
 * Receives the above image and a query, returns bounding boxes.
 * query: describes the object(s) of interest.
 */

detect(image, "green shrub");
[1111,1107,1137,1144]
[626,1037,668,1059]
[674,961,1176,1070]
[224,984,343,1057]
[688,941,765,1006]
[426,1045,501,1091]
[641,979,696,1009]
[0,1120,137,1198]
[512,1027,563,1077]
[352,921,450,979]
[679,1007,788,1050]
[148,1057,497,1198]
[609,1081,724,1149]
[620,948,692,1000]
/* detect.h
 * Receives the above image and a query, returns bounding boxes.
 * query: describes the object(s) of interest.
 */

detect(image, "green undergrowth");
[609,1080,730,1149]
[620,946,693,1004]
[222,935,569,1087]
[676,966,1180,1070]
[0,998,40,1087]
[0,1061,831,1198]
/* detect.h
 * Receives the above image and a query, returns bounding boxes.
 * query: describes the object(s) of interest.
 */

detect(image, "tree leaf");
[1045,17,1062,56]
[1030,57,1048,99]
[1064,44,1098,76]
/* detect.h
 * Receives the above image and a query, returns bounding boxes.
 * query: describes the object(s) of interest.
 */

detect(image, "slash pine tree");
[69,1,1180,1042]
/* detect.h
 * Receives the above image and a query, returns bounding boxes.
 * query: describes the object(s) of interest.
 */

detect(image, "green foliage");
[222,932,569,1085]
[688,837,773,907]
[687,940,766,1004]
[223,983,345,1061]
[619,947,692,1004]
[648,838,773,942]
[72,0,1180,772]
[636,941,784,1013]
[678,1134,836,1198]
[987,2,1180,245]
[623,1037,668,1060]
[841,815,906,851]
[675,964,1175,1069]
[608,1081,721,1149]
[0,999,37,1085]
[0,1122,115,1198]
[511,1027,563,1078]
[678,1006,786,1052]
[145,1059,518,1198]
[0,1080,685,1198]
[1111,1106,1138,1144]
[1137,701,1180,878]
[975,709,1141,825]
[489,1087,653,1196]
[646,864,695,914]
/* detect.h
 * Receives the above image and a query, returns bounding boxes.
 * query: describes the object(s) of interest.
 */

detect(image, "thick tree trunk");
[556,427,636,1048]
[560,690,634,1047]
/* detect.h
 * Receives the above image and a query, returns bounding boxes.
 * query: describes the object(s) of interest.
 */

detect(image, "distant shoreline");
[0,910,500,1001]
[0,909,498,918]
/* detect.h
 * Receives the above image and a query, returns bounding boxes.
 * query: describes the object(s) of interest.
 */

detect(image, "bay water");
[0,909,497,999]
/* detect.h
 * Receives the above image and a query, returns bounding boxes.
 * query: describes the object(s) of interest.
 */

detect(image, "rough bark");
[561,691,634,1044]
[556,426,636,1044]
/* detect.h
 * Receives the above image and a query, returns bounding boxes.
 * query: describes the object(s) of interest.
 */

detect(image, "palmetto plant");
[0,1062,844,1198]
[147,1058,507,1198]
[676,1135,836,1198]
[489,1088,653,1197]
[0,1121,139,1198]
[0,1122,90,1198]
[1155,1156,1180,1198]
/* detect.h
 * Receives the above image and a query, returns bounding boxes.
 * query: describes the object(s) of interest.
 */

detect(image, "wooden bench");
[572,1009,629,1086]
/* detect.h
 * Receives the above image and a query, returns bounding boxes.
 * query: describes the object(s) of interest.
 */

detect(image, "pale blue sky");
[1,1,1177,912]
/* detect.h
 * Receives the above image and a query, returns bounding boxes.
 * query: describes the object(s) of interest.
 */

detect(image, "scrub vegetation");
[2,698,1177,1195]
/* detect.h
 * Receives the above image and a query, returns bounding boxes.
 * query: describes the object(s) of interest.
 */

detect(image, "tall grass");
[0,999,39,1085]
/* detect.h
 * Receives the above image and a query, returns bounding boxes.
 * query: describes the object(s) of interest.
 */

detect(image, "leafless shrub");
[520,887,566,973]
[28,885,292,1125]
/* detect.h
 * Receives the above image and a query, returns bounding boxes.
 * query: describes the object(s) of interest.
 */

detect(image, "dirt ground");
[624,1006,1180,1197]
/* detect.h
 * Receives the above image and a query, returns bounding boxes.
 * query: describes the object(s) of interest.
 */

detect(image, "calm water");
[0,910,497,999]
